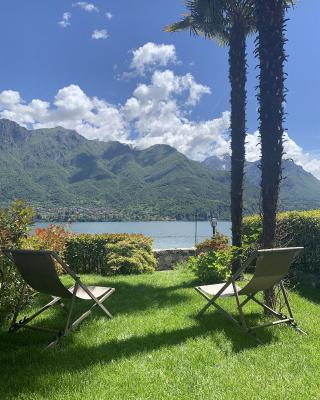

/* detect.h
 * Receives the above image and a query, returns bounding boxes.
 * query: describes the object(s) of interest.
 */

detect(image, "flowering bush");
[196,233,230,255]
[23,224,73,274]
[33,224,72,254]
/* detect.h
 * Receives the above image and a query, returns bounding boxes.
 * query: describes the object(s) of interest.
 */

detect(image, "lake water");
[34,221,232,250]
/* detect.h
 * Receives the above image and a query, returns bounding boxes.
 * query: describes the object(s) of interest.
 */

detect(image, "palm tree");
[254,0,292,307]
[165,0,256,273]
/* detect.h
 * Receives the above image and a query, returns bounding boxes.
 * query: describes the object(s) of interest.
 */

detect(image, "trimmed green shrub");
[243,210,320,274]
[64,233,157,275]
[105,237,156,274]
[188,249,232,284]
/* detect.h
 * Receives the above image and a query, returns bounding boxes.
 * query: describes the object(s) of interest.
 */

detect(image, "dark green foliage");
[0,200,34,325]
[64,234,157,275]
[243,210,320,275]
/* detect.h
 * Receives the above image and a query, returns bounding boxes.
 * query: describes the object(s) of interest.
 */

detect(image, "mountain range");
[0,119,319,221]
[202,155,320,211]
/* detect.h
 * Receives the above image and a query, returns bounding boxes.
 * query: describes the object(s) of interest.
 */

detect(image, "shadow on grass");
[0,309,276,399]
[0,274,287,399]
[7,278,193,326]
[107,280,193,315]
[293,282,320,304]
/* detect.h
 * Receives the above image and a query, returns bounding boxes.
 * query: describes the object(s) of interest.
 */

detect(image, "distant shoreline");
[32,220,232,248]
[32,218,225,223]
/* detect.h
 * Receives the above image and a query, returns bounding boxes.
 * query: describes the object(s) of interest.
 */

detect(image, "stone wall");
[154,248,195,271]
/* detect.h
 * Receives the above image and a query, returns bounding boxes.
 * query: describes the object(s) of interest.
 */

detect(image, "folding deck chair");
[2,249,115,348]
[195,247,305,341]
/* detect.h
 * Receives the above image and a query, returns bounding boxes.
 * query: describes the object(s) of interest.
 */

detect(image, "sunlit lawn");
[1,269,320,400]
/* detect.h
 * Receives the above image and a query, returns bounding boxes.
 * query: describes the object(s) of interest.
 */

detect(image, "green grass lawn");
[1,269,320,400]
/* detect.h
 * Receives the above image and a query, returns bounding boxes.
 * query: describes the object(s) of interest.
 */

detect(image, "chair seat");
[197,283,242,298]
[69,285,113,300]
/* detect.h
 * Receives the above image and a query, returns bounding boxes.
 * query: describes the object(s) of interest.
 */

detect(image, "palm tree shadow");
[0,303,288,400]
[0,272,291,400]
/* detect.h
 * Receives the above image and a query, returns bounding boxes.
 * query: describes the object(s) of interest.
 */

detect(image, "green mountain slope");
[1,119,318,221]
[202,155,320,211]
[0,119,260,220]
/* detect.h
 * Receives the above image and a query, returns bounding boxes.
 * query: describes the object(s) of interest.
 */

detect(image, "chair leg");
[11,284,115,349]
[46,287,115,349]
[46,291,77,350]
[63,283,78,336]
[233,282,248,332]
[10,283,28,330]
[65,289,115,333]
[87,288,115,317]
[77,283,115,318]
[279,282,307,335]
[9,296,62,333]
[196,289,262,344]
[245,292,307,335]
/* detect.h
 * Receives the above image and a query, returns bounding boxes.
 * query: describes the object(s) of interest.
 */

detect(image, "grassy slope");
[0,270,319,400]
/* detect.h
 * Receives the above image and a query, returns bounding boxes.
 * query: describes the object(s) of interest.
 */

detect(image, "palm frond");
[164,16,193,33]
[165,0,259,45]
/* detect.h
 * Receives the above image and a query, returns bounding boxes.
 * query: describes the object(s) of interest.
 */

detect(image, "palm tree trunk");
[229,19,247,274]
[255,0,287,308]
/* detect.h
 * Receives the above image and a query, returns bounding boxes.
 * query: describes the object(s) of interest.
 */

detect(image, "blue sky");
[0,1,319,176]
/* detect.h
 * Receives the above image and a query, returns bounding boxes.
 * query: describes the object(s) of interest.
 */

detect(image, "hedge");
[243,210,320,274]
[63,233,157,275]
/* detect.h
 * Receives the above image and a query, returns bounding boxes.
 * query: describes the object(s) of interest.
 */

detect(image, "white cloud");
[244,131,320,179]
[122,69,224,160]
[0,90,50,126]
[245,132,260,162]
[72,2,99,12]
[58,12,71,28]
[92,29,109,40]
[130,42,178,76]
[0,85,127,142]
[0,90,22,107]
[105,12,113,20]
[0,82,318,178]
[0,40,318,179]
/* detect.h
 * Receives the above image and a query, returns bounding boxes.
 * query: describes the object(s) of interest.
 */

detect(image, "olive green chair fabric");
[196,247,305,342]
[2,249,115,348]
